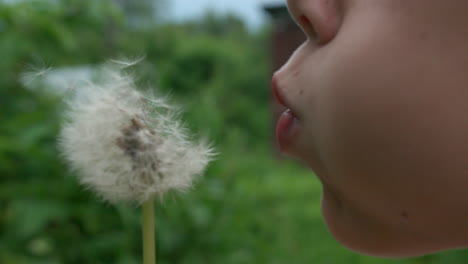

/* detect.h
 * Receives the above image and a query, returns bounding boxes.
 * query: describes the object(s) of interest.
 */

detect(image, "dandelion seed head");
[59,65,214,205]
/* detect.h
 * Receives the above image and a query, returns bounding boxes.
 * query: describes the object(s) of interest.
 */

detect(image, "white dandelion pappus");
[59,66,214,205]
[109,55,146,68]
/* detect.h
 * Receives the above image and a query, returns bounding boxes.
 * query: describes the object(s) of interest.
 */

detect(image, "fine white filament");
[59,66,213,205]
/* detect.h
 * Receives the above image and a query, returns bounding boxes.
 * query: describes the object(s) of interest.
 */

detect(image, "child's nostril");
[299,15,310,26]
[299,15,318,40]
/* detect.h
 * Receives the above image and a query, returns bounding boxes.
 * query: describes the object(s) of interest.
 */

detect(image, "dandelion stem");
[142,197,155,264]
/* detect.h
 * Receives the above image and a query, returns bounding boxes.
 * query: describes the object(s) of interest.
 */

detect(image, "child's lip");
[271,76,300,119]
[271,76,301,152]
[276,109,300,153]
[271,77,287,106]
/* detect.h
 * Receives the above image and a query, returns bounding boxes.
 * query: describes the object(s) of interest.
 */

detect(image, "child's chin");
[320,189,449,259]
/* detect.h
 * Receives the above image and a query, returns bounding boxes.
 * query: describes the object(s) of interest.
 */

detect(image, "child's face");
[273,0,468,258]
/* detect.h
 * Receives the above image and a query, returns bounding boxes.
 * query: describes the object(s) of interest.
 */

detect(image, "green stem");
[142,197,155,264]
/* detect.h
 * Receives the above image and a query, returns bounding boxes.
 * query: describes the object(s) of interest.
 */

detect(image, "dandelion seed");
[109,54,146,68]
[21,64,52,85]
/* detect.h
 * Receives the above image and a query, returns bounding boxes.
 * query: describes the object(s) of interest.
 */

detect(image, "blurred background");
[1,0,467,263]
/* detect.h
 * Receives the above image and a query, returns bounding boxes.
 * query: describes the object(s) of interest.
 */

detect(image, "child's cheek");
[309,11,432,183]
[313,16,467,189]
[305,21,468,256]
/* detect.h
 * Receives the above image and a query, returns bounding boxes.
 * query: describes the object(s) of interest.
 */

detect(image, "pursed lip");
[271,75,302,153]
[271,76,286,107]
[271,76,300,119]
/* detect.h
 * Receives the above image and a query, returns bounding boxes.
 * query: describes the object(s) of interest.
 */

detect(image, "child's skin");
[272,0,468,258]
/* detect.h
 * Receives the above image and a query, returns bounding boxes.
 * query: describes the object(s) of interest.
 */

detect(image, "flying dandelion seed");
[109,55,146,69]
[21,63,52,85]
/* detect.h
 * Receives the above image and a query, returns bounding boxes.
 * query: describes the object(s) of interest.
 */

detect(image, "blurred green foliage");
[0,0,467,263]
